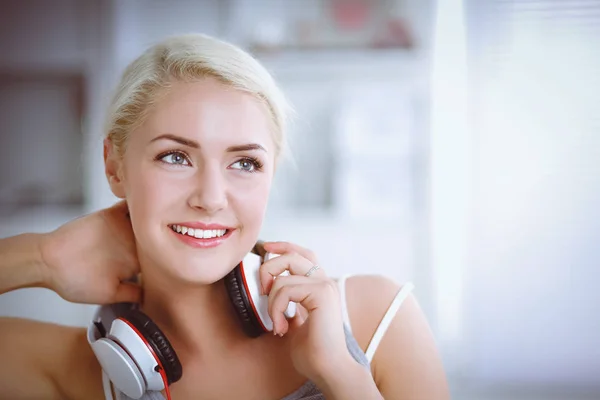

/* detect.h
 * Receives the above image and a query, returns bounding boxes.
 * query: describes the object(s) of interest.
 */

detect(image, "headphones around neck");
[87,249,296,399]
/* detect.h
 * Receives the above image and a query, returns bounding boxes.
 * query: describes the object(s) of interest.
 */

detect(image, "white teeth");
[170,225,228,239]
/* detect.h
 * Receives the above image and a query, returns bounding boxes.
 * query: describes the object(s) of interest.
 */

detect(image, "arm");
[303,274,449,399]
[346,275,451,400]
[0,232,105,399]
[313,360,384,400]
[1,201,141,303]
[0,318,104,400]
[0,201,140,398]
[0,233,88,399]
[0,233,48,293]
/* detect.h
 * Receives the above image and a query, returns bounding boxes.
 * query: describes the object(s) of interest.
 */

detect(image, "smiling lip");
[172,222,234,230]
[169,222,235,249]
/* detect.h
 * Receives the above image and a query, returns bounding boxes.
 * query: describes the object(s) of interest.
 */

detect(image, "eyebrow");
[150,133,266,152]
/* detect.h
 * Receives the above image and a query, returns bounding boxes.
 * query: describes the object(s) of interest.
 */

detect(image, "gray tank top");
[116,323,370,400]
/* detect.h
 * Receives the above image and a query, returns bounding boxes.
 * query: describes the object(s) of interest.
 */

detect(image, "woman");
[0,34,449,399]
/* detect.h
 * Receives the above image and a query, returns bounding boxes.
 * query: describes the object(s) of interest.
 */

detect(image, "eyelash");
[155,150,264,173]
[155,151,190,167]
[236,156,264,173]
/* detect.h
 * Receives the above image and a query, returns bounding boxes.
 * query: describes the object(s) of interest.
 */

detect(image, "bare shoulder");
[343,275,450,399]
[342,274,407,353]
[0,317,104,400]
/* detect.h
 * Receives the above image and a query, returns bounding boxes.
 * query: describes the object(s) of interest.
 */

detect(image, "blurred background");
[0,0,598,399]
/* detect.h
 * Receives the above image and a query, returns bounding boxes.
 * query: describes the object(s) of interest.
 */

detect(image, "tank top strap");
[336,273,355,334]
[364,282,415,362]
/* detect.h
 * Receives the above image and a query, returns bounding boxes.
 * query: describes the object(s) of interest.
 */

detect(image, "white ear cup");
[89,317,168,399]
[91,338,146,399]
[108,319,166,391]
[241,252,297,332]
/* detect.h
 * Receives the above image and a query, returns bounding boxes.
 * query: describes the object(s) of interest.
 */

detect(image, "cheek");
[229,175,272,227]
[121,158,184,233]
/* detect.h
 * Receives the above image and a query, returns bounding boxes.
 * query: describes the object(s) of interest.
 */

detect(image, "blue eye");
[230,157,263,173]
[159,151,190,166]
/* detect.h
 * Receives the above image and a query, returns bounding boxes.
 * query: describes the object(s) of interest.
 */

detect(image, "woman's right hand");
[40,201,142,305]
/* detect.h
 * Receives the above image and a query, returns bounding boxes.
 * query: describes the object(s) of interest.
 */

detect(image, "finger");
[270,282,326,335]
[269,274,309,297]
[113,282,142,304]
[120,271,141,284]
[101,201,134,240]
[115,260,141,284]
[252,240,268,259]
[259,252,314,295]
[262,241,318,265]
[267,275,309,333]
[120,257,141,277]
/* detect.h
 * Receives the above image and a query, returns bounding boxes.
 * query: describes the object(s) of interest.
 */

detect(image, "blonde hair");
[105,33,292,162]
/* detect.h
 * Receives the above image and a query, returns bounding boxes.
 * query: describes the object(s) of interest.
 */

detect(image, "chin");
[169,265,230,286]
[170,253,242,285]
[166,237,249,284]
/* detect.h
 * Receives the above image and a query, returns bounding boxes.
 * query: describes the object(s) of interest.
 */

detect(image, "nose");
[188,163,228,214]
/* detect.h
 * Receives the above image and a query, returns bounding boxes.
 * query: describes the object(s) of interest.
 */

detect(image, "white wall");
[451,0,600,390]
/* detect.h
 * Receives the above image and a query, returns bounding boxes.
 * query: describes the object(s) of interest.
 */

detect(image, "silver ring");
[305,265,321,277]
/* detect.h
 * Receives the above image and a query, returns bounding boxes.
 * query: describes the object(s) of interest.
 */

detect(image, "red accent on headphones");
[118,318,172,400]
[239,261,268,332]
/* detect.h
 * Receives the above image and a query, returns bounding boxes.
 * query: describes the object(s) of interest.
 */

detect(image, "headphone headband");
[87,302,139,345]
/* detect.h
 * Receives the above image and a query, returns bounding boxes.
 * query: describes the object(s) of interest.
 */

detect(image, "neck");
[140,269,253,362]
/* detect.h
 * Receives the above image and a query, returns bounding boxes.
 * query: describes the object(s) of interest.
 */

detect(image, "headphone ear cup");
[91,337,147,399]
[224,264,265,338]
[123,311,183,386]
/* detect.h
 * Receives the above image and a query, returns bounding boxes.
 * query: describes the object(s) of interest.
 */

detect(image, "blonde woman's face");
[111,79,276,284]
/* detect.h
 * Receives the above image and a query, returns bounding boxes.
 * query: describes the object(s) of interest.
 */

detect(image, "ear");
[104,137,126,199]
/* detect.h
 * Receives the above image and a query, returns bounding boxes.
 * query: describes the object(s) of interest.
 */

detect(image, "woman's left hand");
[259,241,356,383]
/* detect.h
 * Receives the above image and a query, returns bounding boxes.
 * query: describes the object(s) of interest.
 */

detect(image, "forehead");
[139,78,274,150]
